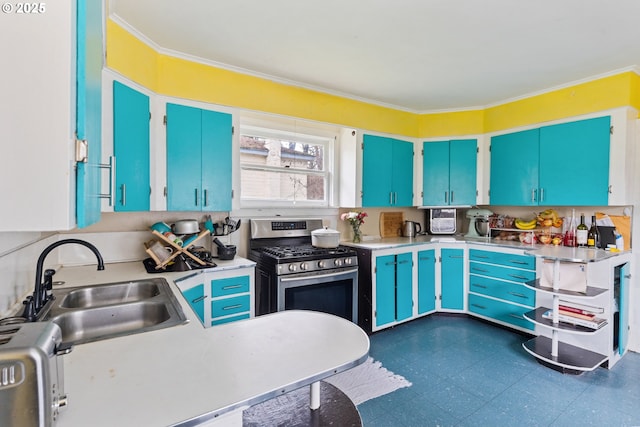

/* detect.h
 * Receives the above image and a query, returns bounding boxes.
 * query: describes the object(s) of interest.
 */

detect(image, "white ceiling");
[109,0,640,112]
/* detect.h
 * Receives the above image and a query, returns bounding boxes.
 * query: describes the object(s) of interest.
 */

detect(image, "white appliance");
[465,208,493,237]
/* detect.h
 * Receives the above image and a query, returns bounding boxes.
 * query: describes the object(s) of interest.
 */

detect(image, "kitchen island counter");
[52,261,370,427]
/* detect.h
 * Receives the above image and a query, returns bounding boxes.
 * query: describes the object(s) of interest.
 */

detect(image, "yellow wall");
[107,19,640,138]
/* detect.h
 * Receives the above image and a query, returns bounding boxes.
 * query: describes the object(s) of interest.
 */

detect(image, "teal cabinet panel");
[201,109,233,211]
[422,141,450,205]
[396,252,413,321]
[449,139,478,205]
[211,275,250,298]
[183,283,205,324]
[211,295,250,318]
[362,135,413,207]
[362,135,393,207]
[76,0,103,227]
[392,140,415,206]
[469,262,535,284]
[113,81,150,211]
[468,275,536,307]
[490,129,540,206]
[490,116,610,206]
[441,248,464,310]
[423,139,477,206]
[468,294,534,331]
[166,103,232,211]
[469,249,535,270]
[417,249,436,314]
[166,103,202,210]
[539,116,610,206]
[211,313,250,326]
[375,254,397,326]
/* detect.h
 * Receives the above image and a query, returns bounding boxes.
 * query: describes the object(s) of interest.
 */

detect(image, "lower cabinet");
[417,249,436,314]
[440,248,465,311]
[375,252,413,328]
[176,265,255,327]
[468,247,536,332]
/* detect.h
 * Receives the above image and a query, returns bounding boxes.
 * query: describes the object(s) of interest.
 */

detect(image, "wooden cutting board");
[380,212,405,237]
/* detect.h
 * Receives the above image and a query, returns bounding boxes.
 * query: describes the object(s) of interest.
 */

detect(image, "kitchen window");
[239,122,335,207]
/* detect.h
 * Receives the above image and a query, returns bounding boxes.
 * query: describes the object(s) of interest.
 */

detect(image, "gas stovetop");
[260,244,355,260]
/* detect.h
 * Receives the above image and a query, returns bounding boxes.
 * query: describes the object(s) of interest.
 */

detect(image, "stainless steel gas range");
[248,218,358,323]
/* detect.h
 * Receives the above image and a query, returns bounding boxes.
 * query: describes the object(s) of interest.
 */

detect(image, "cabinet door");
[441,248,464,310]
[201,109,233,211]
[113,81,150,211]
[539,116,610,206]
[619,262,630,355]
[182,283,206,324]
[375,254,397,327]
[396,252,413,321]
[75,0,103,227]
[449,139,477,205]
[391,139,414,206]
[422,141,450,205]
[490,129,539,206]
[166,103,203,211]
[417,249,436,314]
[362,135,394,207]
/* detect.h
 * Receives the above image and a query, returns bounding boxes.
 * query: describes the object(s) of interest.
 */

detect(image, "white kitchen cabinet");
[1,0,103,230]
[175,264,255,328]
[522,248,631,371]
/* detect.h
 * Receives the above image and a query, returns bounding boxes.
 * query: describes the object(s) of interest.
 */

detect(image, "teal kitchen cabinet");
[1,0,103,230]
[113,81,150,211]
[490,116,610,206]
[375,252,413,329]
[417,249,437,314]
[440,248,465,310]
[422,139,477,206]
[175,265,254,327]
[166,103,232,211]
[468,248,536,332]
[362,134,414,207]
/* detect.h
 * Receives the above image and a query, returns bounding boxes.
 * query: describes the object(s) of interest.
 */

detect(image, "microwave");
[426,208,457,235]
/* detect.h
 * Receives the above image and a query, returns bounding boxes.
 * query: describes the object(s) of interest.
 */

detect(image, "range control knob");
[334,258,343,267]
[344,257,353,265]
[300,262,308,270]
[318,260,326,268]
[288,264,297,272]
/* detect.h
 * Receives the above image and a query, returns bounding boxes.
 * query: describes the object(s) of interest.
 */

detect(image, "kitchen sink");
[39,278,188,346]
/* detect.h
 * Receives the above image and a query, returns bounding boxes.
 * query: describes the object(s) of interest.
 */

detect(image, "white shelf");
[523,307,606,335]
[523,278,607,299]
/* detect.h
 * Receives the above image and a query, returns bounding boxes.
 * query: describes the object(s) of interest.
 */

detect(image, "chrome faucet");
[22,239,105,320]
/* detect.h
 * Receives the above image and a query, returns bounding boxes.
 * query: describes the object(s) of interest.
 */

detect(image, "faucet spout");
[30,239,105,317]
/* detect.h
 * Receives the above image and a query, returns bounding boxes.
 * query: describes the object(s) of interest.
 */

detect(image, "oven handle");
[279,267,359,282]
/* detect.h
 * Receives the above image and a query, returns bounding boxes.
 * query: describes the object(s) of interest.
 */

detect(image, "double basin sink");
[38,278,188,346]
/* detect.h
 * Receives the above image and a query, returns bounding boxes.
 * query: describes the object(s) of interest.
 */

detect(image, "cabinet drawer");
[469,249,535,270]
[469,262,535,284]
[211,275,250,297]
[211,295,250,318]
[468,294,534,331]
[469,275,535,307]
[211,313,250,326]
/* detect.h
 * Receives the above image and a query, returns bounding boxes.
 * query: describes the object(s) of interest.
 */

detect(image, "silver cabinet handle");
[509,292,527,298]
[450,191,454,203]
[98,155,115,206]
[540,187,545,202]
[471,266,489,272]
[471,283,487,289]
[204,189,208,206]
[120,184,126,206]
[191,295,206,304]
[222,284,243,290]
[508,274,529,280]
[390,192,393,205]
[508,313,523,320]
[471,303,486,310]
[509,260,528,265]
[531,188,536,203]
[223,304,243,311]
[195,188,199,206]
[444,191,448,203]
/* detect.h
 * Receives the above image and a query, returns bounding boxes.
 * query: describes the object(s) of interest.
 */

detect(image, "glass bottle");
[587,215,599,248]
[563,209,576,247]
[576,213,588,247]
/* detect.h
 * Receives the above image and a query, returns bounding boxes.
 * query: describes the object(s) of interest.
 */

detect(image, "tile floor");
[357,314,640,427]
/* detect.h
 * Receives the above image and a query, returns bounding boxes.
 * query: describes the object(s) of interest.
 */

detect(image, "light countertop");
[51,259,370,427]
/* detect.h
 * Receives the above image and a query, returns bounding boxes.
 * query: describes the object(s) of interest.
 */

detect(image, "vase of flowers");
[341,211,367,243]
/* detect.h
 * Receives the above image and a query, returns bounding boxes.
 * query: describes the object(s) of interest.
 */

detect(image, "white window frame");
[238,118,337,209]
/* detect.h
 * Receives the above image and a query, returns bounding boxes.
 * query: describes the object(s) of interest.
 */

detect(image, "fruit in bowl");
[538,234,552,245]
[551,236,563,246]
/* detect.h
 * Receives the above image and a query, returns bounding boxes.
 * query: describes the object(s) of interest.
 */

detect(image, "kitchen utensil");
[204,215,215,234]
[402,221,422,237]
[150,222,171,233]
[172,219,200,235]
[311,227,341,248]
[213,238,237,260]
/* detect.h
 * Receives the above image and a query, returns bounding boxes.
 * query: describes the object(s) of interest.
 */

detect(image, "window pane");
[240,168,325,202]
[240,135,324,171]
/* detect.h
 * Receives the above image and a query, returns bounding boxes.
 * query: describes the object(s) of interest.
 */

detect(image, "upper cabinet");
[1,0,103,231]
[165,103,232,211]
[422,139,477,206]
[490,116,611,206]
[362,134,414,207]
[113,82,150,212]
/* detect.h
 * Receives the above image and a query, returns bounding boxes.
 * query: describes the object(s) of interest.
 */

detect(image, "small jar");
[163,232,183,246]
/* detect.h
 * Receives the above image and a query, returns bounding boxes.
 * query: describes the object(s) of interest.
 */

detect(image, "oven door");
[277,267,358,323]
